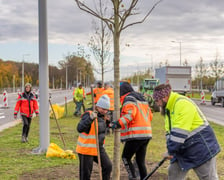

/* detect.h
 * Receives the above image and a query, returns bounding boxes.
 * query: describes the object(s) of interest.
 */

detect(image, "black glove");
[109,121,121,129]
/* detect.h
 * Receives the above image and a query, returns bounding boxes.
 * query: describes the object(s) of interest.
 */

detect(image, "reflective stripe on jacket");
[103,87,114,111]
[14,92,39,117]
[118,92,153,142]
[76,111,98,156]
[165,92,220,170]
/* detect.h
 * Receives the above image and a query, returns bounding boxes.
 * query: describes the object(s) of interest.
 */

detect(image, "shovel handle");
[143,157,167,180]
[91,86,102,180]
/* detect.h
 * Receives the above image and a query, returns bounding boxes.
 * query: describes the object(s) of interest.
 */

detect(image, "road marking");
[0,116,5,119]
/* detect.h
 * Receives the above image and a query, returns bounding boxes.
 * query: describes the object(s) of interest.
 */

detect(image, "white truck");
[211,77,224,107]
[155,66,191,95]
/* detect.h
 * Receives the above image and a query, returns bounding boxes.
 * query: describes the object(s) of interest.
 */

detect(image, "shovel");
[143,157,167,180]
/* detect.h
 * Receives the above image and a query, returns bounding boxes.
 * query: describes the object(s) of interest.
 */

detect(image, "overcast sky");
[0,0,224,81]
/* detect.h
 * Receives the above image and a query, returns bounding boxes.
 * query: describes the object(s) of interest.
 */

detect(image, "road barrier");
[200,90,206,105]
[3,90,9,108]
[17,89,21,99]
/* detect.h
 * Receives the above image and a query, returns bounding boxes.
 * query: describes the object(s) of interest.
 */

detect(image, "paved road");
[0,89,73,131]
[194,99,224,126]
[0,91,223,132]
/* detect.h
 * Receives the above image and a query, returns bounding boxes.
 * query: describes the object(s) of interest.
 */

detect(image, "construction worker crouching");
[76,95,112,180]
[153,83,220,180]
[110,82,153,180]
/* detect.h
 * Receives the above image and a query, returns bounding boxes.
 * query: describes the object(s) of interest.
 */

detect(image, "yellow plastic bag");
[50,104,65,119]
[46,143,76,159]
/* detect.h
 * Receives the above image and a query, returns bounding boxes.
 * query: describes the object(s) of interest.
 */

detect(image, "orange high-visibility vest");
[76,114,98,156]
[93,88,104,103]
[103,87,114,111]
[118,96,153,142]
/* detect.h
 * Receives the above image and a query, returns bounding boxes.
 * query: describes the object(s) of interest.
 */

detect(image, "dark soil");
[19,161,168,180]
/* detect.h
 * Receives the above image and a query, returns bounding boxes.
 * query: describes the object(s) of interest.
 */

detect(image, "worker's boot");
[122,157,137,180]
[25,137,29,142]
[21,136,26,143]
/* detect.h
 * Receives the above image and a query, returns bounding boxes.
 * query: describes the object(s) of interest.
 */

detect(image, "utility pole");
[13,75,15,93]
[66,64,68,89]
[80,70,82,85]
[22,54,30,92]
[32,0,49,154]
[171,41,182,66]
[76,69,79,87]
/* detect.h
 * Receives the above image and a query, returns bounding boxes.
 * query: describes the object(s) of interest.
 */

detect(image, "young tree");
[209,51,224,84]
[59,54,94,88]
[88,18,113,84]
[195,57,207,90]
[183,59,189,66]
[74,0,162,179]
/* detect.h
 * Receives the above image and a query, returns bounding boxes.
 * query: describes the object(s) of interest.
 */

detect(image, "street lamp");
[22,54,30,92]
[145,53,154,77]
[66,64,68,89]
[171,41,182,66]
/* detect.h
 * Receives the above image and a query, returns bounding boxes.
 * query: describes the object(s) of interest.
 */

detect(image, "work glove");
[90,111,97,120]
[109,121,121,129]
[163,152,173,160]
[14,114,17,119]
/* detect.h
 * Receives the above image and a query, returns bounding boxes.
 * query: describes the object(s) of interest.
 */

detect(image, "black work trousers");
[78,147,112,180]
[21,115,32,138]
[122,139,150,180]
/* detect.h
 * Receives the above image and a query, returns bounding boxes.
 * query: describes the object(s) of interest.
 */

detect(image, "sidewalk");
[0,119,21,132]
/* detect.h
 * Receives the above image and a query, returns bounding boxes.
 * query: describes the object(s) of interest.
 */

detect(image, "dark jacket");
[174,125,220,171]
[77,111,107,147]
[165,92,220,171]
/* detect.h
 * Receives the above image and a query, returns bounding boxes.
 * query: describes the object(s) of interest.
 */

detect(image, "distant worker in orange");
[87,81,104,104]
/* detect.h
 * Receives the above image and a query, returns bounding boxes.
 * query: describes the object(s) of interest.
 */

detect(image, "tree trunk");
[112,1,121,179]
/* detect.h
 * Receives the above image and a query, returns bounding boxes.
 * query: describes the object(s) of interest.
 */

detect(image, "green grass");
[0,98,223,179]
[186,92,211,100]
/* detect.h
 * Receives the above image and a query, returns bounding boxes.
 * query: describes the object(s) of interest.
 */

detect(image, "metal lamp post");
[171,41,182,66]
[22,54,30,92]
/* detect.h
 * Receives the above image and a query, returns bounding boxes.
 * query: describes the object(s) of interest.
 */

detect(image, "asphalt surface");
[0,89,74,132]
[0,92,223,132]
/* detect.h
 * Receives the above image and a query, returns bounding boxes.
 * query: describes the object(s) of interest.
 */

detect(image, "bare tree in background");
[195,57,207,90]
[183,59,189,66]
[88,1,113,84]
[209,51,224,84]
[74,0,162,179]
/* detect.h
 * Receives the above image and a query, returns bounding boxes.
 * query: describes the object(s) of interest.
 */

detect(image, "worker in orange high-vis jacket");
[76,95,112,180]
[110,82,153,180]
[14,83,39,143]
[103,82,114,134]
[86,81,104,104]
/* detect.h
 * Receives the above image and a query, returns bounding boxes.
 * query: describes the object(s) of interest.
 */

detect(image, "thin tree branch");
[74,0,114,32]
[121,0,163,31]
